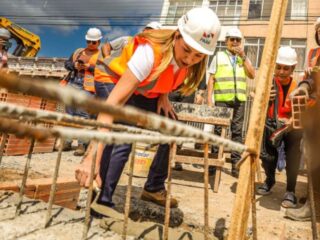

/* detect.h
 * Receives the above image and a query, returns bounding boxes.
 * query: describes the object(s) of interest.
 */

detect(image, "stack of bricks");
[0,90,58,156]
[291,95,307,129]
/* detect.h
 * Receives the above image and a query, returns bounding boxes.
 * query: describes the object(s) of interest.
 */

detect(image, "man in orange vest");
[63,27,101,156]
[257,46,302,209]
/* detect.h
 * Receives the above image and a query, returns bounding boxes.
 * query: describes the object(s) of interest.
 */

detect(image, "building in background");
[160,0,320,136]
[160,0,320,73]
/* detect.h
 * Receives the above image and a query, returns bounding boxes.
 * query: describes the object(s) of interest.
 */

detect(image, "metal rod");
[251,157,257,240]
[0,133,8,166]
[0,102,161,136]
[0,72,249,154]
[163,142,176,240]
[44,138,64,228]
[82,142,98,240]
[203,143,209,240]
[15,138,35,217]
[122,142,137,240]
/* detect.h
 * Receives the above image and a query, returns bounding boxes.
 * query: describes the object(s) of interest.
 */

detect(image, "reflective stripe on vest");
[94,41,131,83]
[83,50,99,93]
[214,51,247,102]
[94,36,188,98]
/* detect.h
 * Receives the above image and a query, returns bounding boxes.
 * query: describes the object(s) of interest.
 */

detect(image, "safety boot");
[62,141,72,151]
[285,200,311,221]
[74,144,86,156]
[141,189,178,208]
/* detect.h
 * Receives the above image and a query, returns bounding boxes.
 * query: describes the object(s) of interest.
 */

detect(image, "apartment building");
[160,0,320,72]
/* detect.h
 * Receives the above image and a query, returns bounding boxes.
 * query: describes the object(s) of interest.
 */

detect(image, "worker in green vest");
[207,27,255,177]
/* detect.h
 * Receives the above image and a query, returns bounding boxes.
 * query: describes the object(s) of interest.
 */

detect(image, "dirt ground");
[0,148,312,240]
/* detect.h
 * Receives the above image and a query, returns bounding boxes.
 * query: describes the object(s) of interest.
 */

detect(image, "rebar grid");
[0,71,251,154]
[0,71,256,239]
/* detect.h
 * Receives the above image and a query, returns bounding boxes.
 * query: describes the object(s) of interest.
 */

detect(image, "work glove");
[289,83,309,100]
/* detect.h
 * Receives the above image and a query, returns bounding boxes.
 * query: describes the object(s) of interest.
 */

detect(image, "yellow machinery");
[0,17,41,57]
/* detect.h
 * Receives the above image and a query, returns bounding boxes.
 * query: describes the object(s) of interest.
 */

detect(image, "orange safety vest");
[307,47,320,68]
[94,36,188,98]
[82,50,99,93]
[268,77,297,119]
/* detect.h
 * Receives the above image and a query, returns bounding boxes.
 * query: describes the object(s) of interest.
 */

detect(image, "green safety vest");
[214,51,247,102]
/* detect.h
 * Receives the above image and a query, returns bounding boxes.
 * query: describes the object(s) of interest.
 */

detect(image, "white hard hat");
[225,28,242,39]
[145,21,162,30]
[276,46,297,66]
[178,7,221,55]
[0,28,11,40]
[315,17,320,31]
[85,28,102,41]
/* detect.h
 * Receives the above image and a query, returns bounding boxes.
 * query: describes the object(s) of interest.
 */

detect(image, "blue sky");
[0,0,164,57]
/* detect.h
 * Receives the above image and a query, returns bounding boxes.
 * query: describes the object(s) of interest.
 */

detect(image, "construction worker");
[285,17,320,222]
[0,28,10,69]
[63,27,101,156]
[207,27,255,177]
[75,7,221,213]
[95,21,162,100]
[257,46,302,209]
[285,56,320,226]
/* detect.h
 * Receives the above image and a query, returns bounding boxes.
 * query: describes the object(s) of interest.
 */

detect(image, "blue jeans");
[98,94,170,207]
[65,82,94,146]
[94,81,115,100]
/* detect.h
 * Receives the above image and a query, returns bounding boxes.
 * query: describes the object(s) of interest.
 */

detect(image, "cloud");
[0,0,163,35]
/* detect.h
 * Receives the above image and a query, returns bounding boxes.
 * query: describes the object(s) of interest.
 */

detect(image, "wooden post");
[228,0,289,239]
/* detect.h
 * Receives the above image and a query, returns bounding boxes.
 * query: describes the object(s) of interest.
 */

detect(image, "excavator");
[0,17,41,57]
[0,17,66,78]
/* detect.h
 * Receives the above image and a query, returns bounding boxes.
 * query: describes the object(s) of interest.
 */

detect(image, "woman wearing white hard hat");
[75,7,221,213]
[258,46,302,209]
[62,27,102,156]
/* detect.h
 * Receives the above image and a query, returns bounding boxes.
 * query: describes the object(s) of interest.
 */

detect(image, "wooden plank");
[228,0,289,239]
[174,155,225,167]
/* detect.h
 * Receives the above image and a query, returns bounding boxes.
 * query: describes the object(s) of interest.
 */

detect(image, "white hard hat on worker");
[145,21,162,30]
[85,28,102,41]
[276,46,297,66]
[225,28,243,39]
[178,7,221,55]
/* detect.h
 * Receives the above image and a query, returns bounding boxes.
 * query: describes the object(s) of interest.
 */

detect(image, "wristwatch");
[241,55,247,61]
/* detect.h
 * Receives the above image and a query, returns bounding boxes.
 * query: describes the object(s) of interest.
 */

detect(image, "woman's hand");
[75,141,104,188]
[157,93,177,120]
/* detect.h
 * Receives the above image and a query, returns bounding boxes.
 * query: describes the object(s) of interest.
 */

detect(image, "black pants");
[260,120,302,192]
[214,100,245,164]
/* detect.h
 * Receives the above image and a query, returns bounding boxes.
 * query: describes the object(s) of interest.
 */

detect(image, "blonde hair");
[137,30,208,96]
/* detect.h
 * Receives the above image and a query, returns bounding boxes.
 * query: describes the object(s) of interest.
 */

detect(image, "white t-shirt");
[127,43,180,82]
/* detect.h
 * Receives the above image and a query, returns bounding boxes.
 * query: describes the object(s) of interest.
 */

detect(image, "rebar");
[122,142,136,240]
[0,71,251,154]
[163,142,176,240]
[44,138,64,228]
[82,142,98,240]
[203,143,209,240]
[0,133,8,166]
[15,138,35,217]
[0,102,161,136]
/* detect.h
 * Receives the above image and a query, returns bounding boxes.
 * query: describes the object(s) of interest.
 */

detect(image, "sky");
[0,0,164,57]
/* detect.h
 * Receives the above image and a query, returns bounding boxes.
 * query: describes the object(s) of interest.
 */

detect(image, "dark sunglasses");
[229,37,241,43]
[86,40,98,44]
[276,65,291,71]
